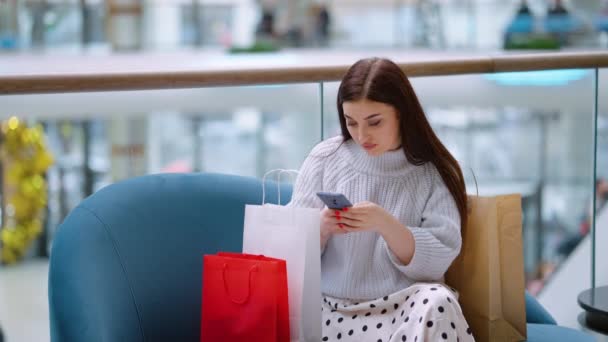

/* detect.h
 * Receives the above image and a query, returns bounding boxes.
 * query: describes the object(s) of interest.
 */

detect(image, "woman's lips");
[363,143,377,150]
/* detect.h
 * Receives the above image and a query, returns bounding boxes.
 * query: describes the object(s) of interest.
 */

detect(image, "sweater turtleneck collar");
[341,138,412,176]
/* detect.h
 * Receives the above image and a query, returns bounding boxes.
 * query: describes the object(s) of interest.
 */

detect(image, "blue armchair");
[48,173,594,341]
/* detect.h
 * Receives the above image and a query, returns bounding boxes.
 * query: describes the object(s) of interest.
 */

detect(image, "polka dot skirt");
[321,283,475,342]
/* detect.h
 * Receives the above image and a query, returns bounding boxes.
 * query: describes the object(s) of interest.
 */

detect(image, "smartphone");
[316,192,353,210]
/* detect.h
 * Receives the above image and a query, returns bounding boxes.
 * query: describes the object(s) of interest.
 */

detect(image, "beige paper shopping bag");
[445,194,527,342]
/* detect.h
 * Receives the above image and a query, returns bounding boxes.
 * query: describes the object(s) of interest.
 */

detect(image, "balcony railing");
[0,50,605,299]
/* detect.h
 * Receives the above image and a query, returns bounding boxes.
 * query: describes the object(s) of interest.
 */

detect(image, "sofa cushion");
[525,292,557,325]
[526,323,595,342]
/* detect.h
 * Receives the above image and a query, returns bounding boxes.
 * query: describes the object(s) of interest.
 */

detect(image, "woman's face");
[342,99,401,156]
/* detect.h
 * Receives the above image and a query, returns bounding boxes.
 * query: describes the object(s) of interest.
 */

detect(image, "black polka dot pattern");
[321,284,472,342]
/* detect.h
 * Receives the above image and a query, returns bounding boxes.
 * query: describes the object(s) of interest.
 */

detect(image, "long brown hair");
[337,57,467,228]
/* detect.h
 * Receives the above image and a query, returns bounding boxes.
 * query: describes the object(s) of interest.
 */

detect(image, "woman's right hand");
[320,207,347,250]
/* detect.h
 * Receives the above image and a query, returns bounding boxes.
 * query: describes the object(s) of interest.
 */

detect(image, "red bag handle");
[222,263,259,304]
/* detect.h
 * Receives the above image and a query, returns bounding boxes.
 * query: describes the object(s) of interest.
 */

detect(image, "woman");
[288,58,473,342]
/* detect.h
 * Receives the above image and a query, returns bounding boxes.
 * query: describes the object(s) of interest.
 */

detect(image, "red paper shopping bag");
[216,252,290,341]
[201,253,290,342]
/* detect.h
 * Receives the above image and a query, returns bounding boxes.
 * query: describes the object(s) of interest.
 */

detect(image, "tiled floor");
[0,259,50,342]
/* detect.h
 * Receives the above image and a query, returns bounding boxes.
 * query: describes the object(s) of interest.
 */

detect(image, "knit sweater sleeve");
[385,165,462,281]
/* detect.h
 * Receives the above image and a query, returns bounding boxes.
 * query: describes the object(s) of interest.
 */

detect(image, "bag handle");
[261,169,299,205]
[222,263,258,304]
[469,167,479,197]
[277,169,299,205]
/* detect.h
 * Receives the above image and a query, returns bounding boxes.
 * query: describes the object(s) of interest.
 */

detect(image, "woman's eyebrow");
[344,113,381,120]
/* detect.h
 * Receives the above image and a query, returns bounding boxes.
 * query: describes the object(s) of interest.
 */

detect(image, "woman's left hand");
[336,201,397,233]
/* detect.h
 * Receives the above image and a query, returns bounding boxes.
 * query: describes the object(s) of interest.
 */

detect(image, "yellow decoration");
[0,116,54,264]
[7,116,19,130]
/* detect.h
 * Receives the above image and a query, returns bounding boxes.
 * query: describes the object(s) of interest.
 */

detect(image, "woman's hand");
[337,201,399,234]
[320,207,347,249]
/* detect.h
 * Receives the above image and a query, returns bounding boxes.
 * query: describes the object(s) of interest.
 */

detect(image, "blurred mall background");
[1,0,608,341]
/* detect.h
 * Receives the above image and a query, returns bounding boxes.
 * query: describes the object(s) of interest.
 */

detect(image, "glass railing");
[1,52,605,294]
[0,83,324,257]
[0,51,606,341]
[595,67,607,290]
[322,68,602,294]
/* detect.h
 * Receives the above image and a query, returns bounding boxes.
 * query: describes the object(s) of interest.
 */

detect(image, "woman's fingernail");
[343,207,349,212]
[336,216,341,220]
[335,211,340,216]
[338,223,344,228]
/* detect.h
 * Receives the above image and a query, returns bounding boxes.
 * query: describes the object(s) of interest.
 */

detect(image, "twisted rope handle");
[277,169,299,205]
[222,263,258,304]
[261,169,299,205]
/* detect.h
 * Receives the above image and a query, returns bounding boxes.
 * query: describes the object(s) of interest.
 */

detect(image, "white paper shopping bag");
[243,170,321,342]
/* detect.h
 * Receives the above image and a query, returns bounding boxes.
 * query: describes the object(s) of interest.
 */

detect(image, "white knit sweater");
[287,136,462,300]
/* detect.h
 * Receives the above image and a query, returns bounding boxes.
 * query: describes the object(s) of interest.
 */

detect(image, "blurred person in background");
[256,6,276,40]
[315,4,331,46]
[517,0,532,15]
[545,0,581,47]
[528,179,608,294]
[557,178,608,258]
[548,0,569,16]
[504,0,535,49]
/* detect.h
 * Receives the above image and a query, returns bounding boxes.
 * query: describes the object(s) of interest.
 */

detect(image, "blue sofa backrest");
[49,173,292,342]
[48,172,560,342]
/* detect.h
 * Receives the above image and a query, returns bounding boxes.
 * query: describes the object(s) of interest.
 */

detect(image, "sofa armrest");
[526,292,557,325]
